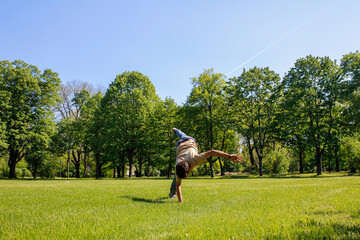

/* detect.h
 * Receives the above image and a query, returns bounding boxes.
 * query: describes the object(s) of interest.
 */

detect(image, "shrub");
[264,148,291,174]
[339,136,360,173]
[38,158,58,178]
[0,158,9,177]
[16,168,33,179]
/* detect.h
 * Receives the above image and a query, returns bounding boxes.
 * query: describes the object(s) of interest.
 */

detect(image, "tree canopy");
[0,60,60,178]
[1,51,360,179]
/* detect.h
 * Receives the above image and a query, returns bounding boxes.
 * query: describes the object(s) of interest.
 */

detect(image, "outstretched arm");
[203,150,244,163]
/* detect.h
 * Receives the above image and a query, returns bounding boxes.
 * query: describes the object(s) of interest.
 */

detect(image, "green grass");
[1,176,360,239]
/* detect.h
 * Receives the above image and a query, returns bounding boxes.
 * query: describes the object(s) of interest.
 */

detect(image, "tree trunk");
[127,149,134,178]
[72,150,81,178]
[335,146,340,172]
[147,166,151,177]
[147,155,151,177]
[67,148,71,178]
[121,156,125,178]
[258,155,263,176]
[218,157,225,176]
[83,159,87,178]
[75,162,80,178]
[83,148,88,178]
[32,162,38,180]
[209,157,215,178]
[316,146,322,175]
[117,166,121,178]
[209,105,215,178]
[299,148,304,174]
[67,136,72,178]
[8,148,18,179]
[219,130,226,176]
[246,138,255,166]
[95,153,102,179]
[255,146,264,176]
[258,147,264,176]
[137,152,142,177]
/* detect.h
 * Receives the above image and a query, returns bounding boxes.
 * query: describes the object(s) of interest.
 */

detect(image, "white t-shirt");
[176,139,207,172]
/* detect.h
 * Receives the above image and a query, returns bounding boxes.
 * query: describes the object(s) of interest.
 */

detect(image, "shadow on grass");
[269,219,360,239]
[312,210,347,216]
[312,208,360,223]
[121,195,169,204]
[295,219,359,239]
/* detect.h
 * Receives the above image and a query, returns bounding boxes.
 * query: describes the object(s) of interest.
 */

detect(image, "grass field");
[1,175,360,239]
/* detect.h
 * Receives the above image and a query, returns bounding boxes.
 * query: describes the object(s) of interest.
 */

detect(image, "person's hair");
[176,161,189,179]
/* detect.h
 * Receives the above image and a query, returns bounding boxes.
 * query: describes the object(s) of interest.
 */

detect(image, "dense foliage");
[1,51,360,178]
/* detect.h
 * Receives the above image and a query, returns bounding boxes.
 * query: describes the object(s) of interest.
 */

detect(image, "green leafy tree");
[0,121,7,150]
[101,71,158,178]
[70,90,91,178]
[0,60,60,178]
[341,51,360,91]
[26,117,56,179]
[162,97,179,177]
[282,56,342,175]
[186,69,228,178]
[341,51,360,132]
[88,104,107,179]
[229,67,281,176]
[278,74,311,173]
[139,98,167,177]
[52,118,73,177]
[55,81,94,120]
[54,81,95,177]
[81,91,103,177]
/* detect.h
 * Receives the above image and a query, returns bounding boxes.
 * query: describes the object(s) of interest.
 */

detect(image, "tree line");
[1,51,360,179]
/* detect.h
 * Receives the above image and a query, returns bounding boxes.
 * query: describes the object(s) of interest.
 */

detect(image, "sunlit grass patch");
[0,176,359,239]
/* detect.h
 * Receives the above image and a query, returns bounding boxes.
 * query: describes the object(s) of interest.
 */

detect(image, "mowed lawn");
[0,176,359,239]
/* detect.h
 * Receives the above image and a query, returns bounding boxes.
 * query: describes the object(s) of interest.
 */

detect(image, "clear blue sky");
[1,0,359,104]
